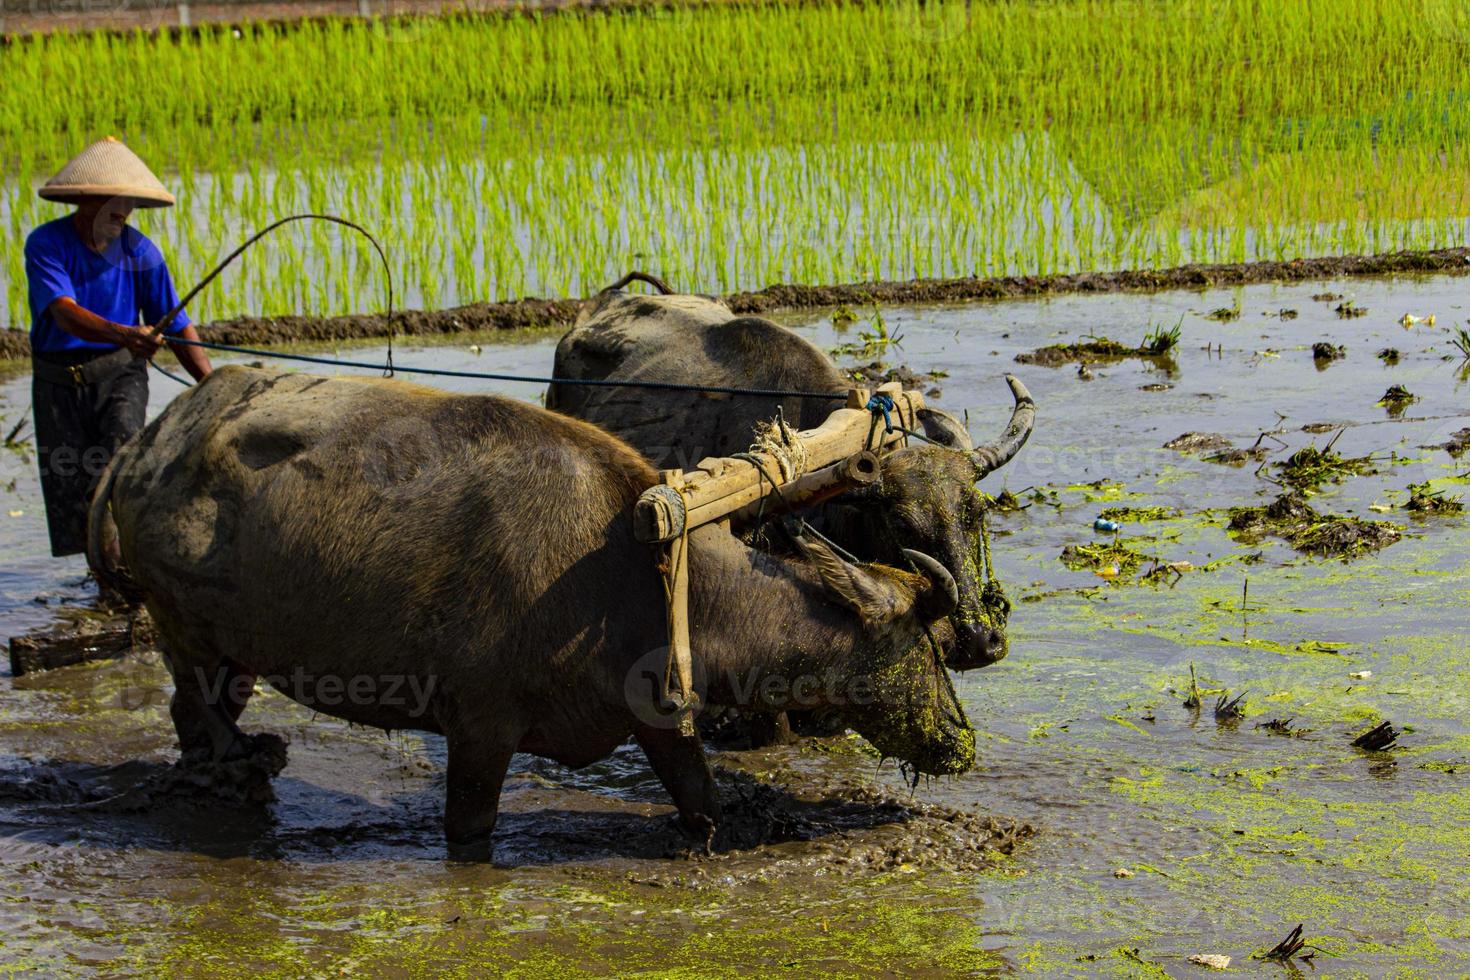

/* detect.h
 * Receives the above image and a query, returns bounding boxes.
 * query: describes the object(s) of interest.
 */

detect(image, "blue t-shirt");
[25,216,191,354]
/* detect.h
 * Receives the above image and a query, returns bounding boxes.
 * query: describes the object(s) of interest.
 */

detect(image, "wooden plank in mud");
[7,620,136,676]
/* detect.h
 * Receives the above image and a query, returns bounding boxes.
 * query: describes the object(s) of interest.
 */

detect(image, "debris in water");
[842,361,939,392]
[1093,517,1121,533]
[1015,331,1178,367]
[1256,718,1308,737]
[1203,303,1241,322]
[1377,347,1401,363]
[988,488,1026,512]
[1188,953,1231,970]
[1228,492,1400,558]
[1274,438,1376,491]
[1334,300,1368,318]
[1112,867,1134,879]
[1311,292,1343,302]
[1349,670,1373,680]
[1398,312,1436,327]
[1423,427,1470,457]
[1076,364,1095,381]
[1257,924,1316,964]
[1277,309,1298,320]
[1405,482,1464,514]
[1061,541,1153,578]
[1352,721,1400,751]
[1214,692,1247,721]
[1206,445,1270,466]
[1163,431,1233,454]
[1312,341,1346,362]
[1378,385,1417,413]
[1183,665,1203,710]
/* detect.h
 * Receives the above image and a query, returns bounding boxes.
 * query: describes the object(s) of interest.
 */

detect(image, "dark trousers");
[32,350,149,557]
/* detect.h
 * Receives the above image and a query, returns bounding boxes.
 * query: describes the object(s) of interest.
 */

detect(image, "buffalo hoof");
[445,833,495,863]
[679,812,718,855]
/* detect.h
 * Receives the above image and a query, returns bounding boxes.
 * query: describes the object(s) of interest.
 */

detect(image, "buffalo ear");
[917,408,974,450]
[793,535,909,624]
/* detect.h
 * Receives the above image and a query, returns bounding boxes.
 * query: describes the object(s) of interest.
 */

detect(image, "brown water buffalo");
[547,281,1035,674]
[88,366,972,856]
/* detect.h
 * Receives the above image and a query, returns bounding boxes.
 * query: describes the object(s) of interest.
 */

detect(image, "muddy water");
[1,276,1468,975]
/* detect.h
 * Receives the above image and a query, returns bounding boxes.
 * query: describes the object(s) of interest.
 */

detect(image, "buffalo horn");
[972,374,1035,478]
[901,548,959,620]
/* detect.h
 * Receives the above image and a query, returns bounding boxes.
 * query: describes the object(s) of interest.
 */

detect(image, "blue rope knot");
[866,392,896,431]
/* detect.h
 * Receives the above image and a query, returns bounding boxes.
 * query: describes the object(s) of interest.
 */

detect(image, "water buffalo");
[547,280,1035,674]
[88,366,971,856]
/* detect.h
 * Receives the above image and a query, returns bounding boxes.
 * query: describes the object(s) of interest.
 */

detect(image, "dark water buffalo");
[89,366,972,855]
[547,283,1035,673]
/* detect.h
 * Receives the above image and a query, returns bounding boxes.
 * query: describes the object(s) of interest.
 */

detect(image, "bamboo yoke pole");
[640,382,926,734]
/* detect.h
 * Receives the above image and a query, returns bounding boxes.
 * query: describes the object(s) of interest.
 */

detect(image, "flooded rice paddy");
[1,274,1468,975]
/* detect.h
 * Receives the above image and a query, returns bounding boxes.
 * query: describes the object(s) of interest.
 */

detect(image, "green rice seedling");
[1451,325,1470,359]
[2,1,1470,327]
[1140,316,1183,355]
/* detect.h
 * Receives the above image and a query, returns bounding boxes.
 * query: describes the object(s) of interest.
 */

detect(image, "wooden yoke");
[637,382,925,735]
[633,382,923,544]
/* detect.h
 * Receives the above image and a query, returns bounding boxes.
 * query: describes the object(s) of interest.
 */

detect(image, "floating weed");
[1203,302,1241,322]
[1059,541,1153,578]
[1311,341,1347,362]
[1335,300,1369,319]
[1405,482,1463,515]
[1273,436,1376,491]
[1228,492,1401,558]
[1377,347,1402,363]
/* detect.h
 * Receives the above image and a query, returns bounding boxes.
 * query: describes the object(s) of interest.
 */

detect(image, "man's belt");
[31,348,137,388]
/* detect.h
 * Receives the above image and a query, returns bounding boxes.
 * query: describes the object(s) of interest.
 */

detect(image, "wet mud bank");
[4,245,1469,362]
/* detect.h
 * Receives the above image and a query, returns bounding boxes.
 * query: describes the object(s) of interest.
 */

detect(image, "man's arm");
[165,325,212,382]
[139,244,212,382]
[46,298,162,357]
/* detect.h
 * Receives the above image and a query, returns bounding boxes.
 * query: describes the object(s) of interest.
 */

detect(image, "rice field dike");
[4,0,1470,330]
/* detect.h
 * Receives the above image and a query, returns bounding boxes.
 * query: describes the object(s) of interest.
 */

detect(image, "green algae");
[1097,506,1182,522]
[112,872,1005,978]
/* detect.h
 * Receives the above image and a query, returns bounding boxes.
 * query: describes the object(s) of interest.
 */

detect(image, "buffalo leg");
[163,648,254,764]
[443,732,515,861]
[635,724,721,845]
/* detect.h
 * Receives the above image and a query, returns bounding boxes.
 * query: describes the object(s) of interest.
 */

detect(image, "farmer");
[24,136,213,562]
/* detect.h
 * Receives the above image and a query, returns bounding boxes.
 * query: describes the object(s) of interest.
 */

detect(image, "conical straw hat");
[38,136,175,208]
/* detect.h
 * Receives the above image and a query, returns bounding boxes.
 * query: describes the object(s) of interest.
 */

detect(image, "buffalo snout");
[947,621,1007,671]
